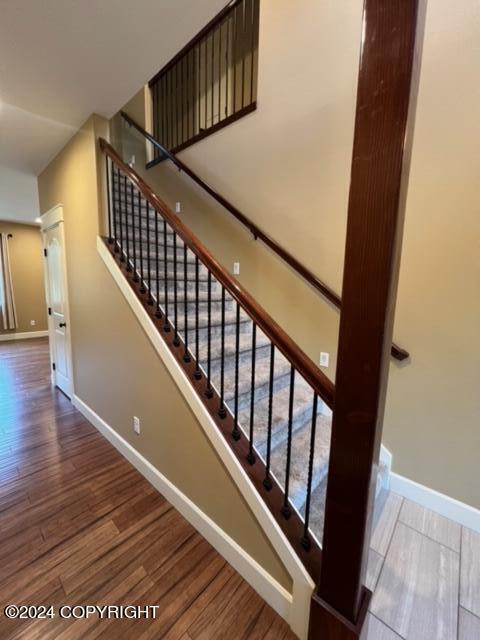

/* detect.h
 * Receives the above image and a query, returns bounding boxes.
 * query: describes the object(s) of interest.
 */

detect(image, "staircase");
[107,157,388,552]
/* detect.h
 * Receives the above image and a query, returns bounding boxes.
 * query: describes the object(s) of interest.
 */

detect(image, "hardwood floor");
[0,338,296,640]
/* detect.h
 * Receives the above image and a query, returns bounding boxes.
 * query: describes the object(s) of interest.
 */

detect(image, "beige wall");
[119,0,480,508]
[37,115,291,592]
[0,221,47,335]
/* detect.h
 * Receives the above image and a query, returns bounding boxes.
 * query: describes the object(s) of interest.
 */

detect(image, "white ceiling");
[0,0,226,223]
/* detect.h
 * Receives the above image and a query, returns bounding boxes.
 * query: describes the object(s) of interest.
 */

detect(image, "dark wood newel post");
[309,1,426,638]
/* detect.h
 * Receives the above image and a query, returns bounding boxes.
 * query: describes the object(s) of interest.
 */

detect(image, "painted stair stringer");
[97,236,315,640]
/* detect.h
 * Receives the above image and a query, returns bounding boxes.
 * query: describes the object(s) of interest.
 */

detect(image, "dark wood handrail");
[100,137,335,407]
[120,111,409,362]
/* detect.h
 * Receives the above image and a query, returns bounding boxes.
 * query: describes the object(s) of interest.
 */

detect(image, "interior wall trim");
[390,472,480,533]
[0,330,48,341]
[96,235,314,639]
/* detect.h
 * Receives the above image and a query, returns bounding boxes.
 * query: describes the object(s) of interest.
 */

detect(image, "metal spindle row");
[107,160,325,550]
[151,0,259,155]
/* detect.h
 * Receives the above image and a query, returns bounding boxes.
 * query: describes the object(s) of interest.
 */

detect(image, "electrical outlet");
[133,416,141,435]
[320,352,330,367]
[175,202,181,213]
[129,155,135,168]
[233,262,240,275]
[30,320,36,326]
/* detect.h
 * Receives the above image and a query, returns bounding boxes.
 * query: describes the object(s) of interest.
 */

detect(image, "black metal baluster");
[138,191,146,293]
[218,287,227,419]
[130,183,138,281]
[263,344,275,490]
[247,322,257,464]
[302,393,318,550]
[118,171,125,261]
[281,366,296,519]
[173,233,179,344]
[205,271,213,398]
[183,244,190,362]
[163,220,170,331]
[155,207,161,317]
[194,255,201,380]
[113,166,119,252]
[123,175,131,270]
[106,157,113,243]
[165,73,170,150]
[146,202,153,302]
[232,302,241,440]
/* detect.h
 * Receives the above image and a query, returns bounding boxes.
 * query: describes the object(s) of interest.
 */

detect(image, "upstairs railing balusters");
[149,0,258,154]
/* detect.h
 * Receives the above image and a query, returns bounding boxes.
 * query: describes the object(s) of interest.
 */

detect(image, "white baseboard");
[0,330,48,342]
[72,393,292,626]
[379,445,393,491]
[390,472,480,533]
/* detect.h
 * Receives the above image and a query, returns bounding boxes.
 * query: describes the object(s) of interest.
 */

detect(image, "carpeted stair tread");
[268,413,332,510]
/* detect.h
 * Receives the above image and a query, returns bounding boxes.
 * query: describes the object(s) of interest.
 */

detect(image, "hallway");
[0,338,295,639]
[1,338,479,640]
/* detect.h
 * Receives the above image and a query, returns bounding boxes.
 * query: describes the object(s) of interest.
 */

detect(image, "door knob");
[59,322,67,328]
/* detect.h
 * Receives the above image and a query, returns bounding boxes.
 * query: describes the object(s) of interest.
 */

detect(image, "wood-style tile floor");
[0,338,296,640]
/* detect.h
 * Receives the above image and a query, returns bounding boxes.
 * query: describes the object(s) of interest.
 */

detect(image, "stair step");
[218,352,292,411]
[268,412,331,511]
[241,379,328,456]
[198,330,271,372]
[175,309,249,333]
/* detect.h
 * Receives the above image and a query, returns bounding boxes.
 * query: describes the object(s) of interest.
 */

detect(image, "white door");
[43,218,73,398]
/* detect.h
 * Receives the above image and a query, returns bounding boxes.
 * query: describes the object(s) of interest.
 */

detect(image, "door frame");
[41,204,75,398]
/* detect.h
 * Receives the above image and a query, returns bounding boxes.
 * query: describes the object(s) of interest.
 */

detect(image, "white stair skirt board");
[390,472,480,534]
[0,330,49,341]
[97,236,315,640]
